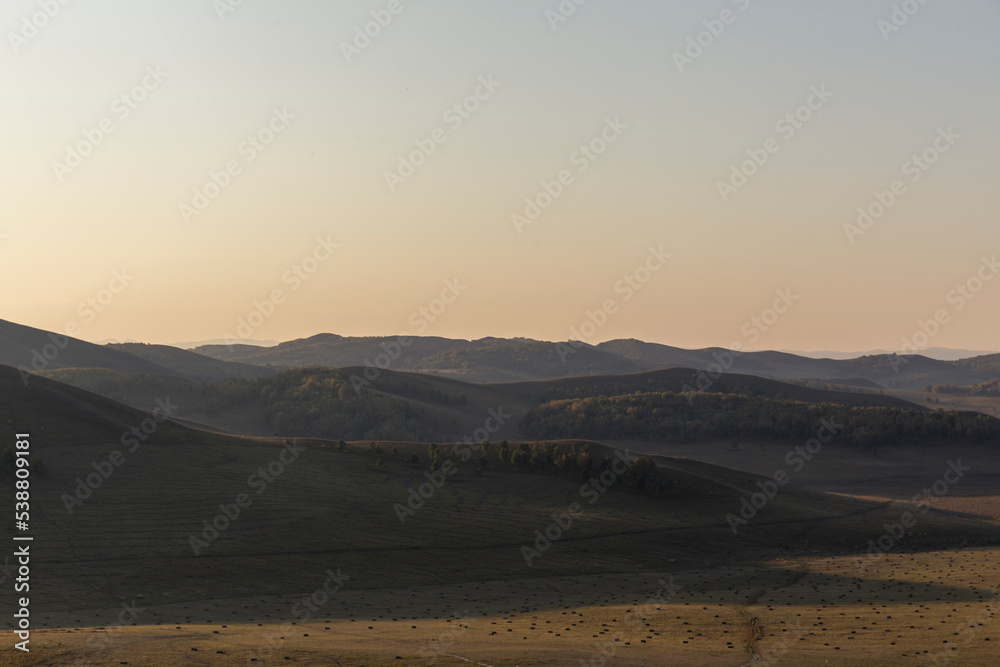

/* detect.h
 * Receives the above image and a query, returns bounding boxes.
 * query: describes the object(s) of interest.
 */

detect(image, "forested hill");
[498,367,917,410]
[520,392,1000,447]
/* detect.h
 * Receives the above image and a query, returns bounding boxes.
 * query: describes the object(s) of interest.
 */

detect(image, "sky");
[1,0,998,353]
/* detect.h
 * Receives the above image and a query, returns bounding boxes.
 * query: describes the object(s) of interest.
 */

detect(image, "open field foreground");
[3,419,999,666]
[7,549,998,666]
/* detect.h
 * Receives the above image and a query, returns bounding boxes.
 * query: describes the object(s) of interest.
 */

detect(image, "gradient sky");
[2,0,998,352]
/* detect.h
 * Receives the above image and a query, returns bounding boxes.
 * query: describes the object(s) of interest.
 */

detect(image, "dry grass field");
[9,549,998,666]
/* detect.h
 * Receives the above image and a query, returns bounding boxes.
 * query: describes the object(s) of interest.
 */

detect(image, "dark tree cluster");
[203,368,437,441]
[520,392,1000,447]
[928,379,1000,397]
[367,376,468,406]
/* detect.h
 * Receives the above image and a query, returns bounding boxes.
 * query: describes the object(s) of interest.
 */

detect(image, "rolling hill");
[0,319,282,386]
[6,362,1000,666]
[193,334,652,382]
[106,342,281,381]
[598,339,995,390]
[6,317,998,390]
[193,333,468,367]
[40,363,1000,453]
[6,366,997,617]
[0,318,176,380]
[0,363,224,449]
[955,353,1000,375]
[491,366,920,409]
[189,330,1000,389]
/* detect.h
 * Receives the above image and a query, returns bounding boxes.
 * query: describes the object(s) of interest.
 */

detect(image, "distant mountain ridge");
[191,334,1000,389]
[192,334,655,383]
[0,319,997,390]
[595,339,994,390]
[779,347,999,361]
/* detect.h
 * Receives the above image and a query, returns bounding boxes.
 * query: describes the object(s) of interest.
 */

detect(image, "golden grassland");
[8,549,998,666]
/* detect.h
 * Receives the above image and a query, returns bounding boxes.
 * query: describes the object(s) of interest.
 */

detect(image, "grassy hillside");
[41,367,440,441]
[107,342,281,381]
[0,365,214,450]
[13,427,999,617]
[38,365,956,448]
[6,364,1000,666]
[39,368,203,407]
[0,318,175,378]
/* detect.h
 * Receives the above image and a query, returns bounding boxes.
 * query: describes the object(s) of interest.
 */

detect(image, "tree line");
[204,368,437,441]
[520,392,1000,447]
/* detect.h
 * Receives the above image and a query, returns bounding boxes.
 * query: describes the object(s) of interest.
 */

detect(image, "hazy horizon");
[3,0,998,352]
[69,325,1000,360]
